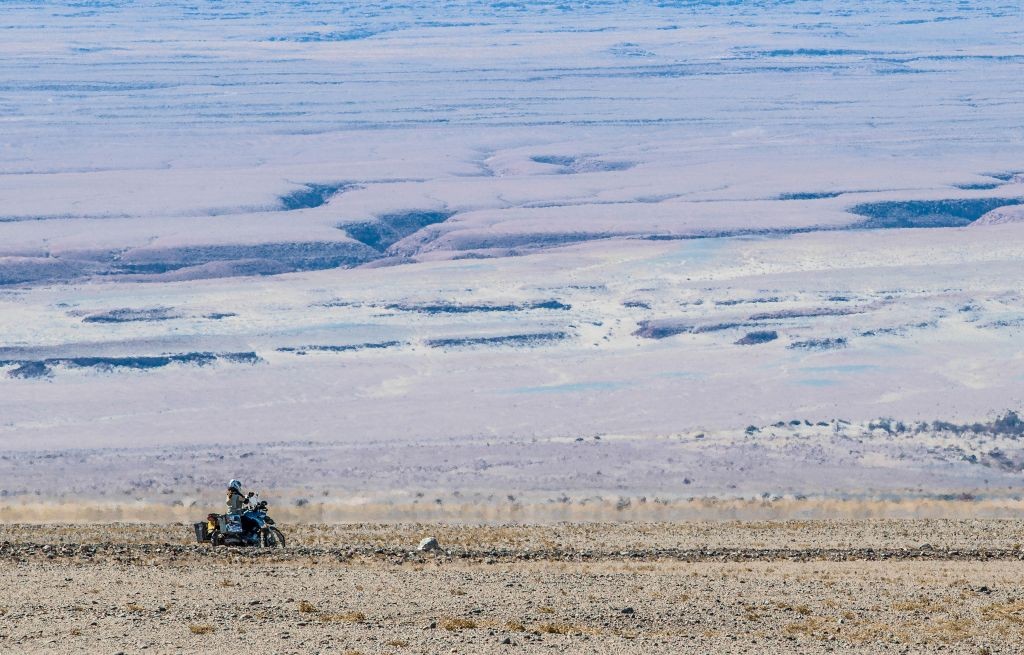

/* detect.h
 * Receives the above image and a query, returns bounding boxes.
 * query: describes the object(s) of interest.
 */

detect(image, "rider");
[226,479,250,514]
[226,479,260,539]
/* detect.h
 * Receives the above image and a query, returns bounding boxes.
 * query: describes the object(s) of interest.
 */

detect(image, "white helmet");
[228,479,242,492]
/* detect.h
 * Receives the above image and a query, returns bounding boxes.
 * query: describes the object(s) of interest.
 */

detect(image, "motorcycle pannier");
[193,521,209,543]
[220,515,243,533]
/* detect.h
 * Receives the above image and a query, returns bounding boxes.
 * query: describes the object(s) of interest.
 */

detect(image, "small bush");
[536,622,575,635]
[441,617,477,631]
[321,611,366,623]
[386,639,409,647]
[189,624,215,635]
[298,600,317,613]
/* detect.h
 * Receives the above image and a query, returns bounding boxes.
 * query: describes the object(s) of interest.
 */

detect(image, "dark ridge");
[622,300,651,309]
[0,258,97,286]
[640,225,830,241]
[81,307,179,323]
[749,308,860,320]
[953,183,1002,190]
[789,337,849,351]
[694,322,752,333]
[2,352,261,378]
[735,330,779,345]
[384,300,570,314]
[929,412,1024,438]
[757,49,876,57]
[112,241,377,275]
[984,172,1022,182]
[982,318,1024,329]
[848,198,1024,229]
[277,341,401,355]
[633,320,756,339]
[204,313,237,320]
[633,320,691,339]
[452,231,619,251]
[777,192,844,200]
[715,297,781,306]
[341,211,455,252]
[425,332,569,349]
[267,28,383,42]
[65,355,214,369]
[860,321,934,337]
[530,155,635,173]
[7,361,51,379]
[279,183,350,211]
[639,197,1024,242]
[218,352,263,365]
[531,155,577,166]
[451,252,494,260]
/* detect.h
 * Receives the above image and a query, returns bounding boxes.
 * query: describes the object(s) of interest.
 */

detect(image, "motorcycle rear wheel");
[261,527,286,548]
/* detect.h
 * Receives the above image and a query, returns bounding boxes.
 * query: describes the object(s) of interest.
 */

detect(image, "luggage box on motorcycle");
[218,514,243,533]
[193,521,209,543]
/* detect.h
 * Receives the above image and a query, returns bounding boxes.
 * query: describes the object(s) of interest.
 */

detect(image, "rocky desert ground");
[3,520,1024,654]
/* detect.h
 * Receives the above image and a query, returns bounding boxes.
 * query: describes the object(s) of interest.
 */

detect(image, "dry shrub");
[386,639,409,647]
[506,620,526,632]
[893,598,933,612]
[981,600,1024,624]
[441,617,477,631]
[794,604,812,616]
[189,624,215,635]
[925,618,975,642]
[321,611,366,623]
[450,588,467,596]
[783,617,825,637]
[536,622,576,635]
[219,579,234,587]
[298,600,317,613]
[69,628,82,636]
[126,603,145,613]
[538,606,555,614]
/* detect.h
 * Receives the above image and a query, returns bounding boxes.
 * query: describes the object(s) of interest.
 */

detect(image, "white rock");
[417,537,440,552]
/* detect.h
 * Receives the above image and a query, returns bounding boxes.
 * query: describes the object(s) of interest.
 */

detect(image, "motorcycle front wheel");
[261,527,286,548]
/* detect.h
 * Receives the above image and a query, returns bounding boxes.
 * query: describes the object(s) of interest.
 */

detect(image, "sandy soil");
[3,521,1024,654]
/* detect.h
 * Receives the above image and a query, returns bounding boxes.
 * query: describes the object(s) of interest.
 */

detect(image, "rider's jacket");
[226,489,248,514]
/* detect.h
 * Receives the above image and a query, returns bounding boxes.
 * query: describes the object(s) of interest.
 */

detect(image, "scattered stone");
[418,537,440,552]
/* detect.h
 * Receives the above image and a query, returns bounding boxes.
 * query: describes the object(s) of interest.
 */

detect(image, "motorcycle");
[192,494,286,548]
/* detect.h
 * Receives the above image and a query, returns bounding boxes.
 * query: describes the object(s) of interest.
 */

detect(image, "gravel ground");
[2,521,1024,654]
